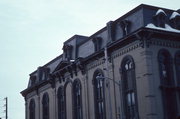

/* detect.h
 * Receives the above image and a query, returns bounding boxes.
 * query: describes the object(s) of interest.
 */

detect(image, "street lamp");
[96,75,123,119]
[96,75,120,86]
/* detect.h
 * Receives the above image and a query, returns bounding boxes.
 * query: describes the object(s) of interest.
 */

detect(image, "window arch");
[42,93,49,119]
[29,99,35,119]
[72,79,82,119]
[57,86,66,119]
[158,49,177,119]
[121,55,139,119]
[93,69,106,119]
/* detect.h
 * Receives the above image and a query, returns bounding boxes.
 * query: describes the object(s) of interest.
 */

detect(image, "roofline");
[82,4,176,42]
[64,35,89,44]
[29,4,177,76]
[29,54,63,76]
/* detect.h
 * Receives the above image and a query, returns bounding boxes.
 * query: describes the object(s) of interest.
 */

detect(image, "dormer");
[169,11,180,30]
[28,75,37,87]
[106,21,115,42]
[92,37,102,52]
[63,35,88,61]
[63,44,73,61]
[37,66,50,82]
[154,9,167,28]
[119,20,131,36]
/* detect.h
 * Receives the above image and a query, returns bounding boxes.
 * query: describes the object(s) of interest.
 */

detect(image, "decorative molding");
[135,31,153,48]
[112,41,140,60]
[150,40,180,48]
[87,59,105,71]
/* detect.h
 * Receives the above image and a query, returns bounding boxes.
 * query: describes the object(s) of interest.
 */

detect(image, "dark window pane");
[121,56,138,119]
[73,80,82,119]
[42,93,49,119]
[158,50,177,119]
[58,87,66,119]
[94,71,106,119]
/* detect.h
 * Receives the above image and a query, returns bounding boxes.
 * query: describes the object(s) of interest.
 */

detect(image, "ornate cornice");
[149,40,180,48]
[87,58,105,71]
[112,41,140,59]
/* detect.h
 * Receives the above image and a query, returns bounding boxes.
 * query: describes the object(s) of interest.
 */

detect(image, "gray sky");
[0,0,179,119]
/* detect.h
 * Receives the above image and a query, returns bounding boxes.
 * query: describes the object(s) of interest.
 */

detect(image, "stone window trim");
[158,49,175,86]
[92,69,106,119]
[29,98,35,119]
[120,55,139,119]
[175,50,180,86]
[42,92,49,119]
[57,86,66,119]
[158,49,177,119]
[72,79,83,119]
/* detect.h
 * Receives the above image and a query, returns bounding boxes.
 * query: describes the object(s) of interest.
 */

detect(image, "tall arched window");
[73,79,82,119]
[58,87,66,119]
[93,69,106,119]
[29,99,35,119]
[158,49,177,119]
[121,56,139,119]
[175,51,180,86]
[42,93,49,119]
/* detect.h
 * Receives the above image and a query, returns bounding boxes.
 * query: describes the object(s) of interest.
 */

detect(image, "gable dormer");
[169,11,180,30]
[63,44,73,61]
[63,35,88,61]
[119,20,131,36]
[37,66,50,82]
[154,9,167,28]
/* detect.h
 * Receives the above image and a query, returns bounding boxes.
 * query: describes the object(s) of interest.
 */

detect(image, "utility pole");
[4,97,8,119]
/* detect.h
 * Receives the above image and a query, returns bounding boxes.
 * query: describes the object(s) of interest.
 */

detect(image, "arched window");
[93,69,106,119]
[175,51,180,86]
[73,79,82,119]
[57,87,66,119]
[29,99,35,119]
[158,49,177,119]
[121,56,139,119]
[42,93,49,119]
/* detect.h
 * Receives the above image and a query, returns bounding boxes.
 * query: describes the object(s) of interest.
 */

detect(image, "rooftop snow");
[170,12,180,19]
[146,23,180,33]
[155,9,167,16]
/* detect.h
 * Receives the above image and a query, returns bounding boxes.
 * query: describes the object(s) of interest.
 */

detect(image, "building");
[21,4,180,119]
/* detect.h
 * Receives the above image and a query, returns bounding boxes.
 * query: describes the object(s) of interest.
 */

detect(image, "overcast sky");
[0,0,179,119]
